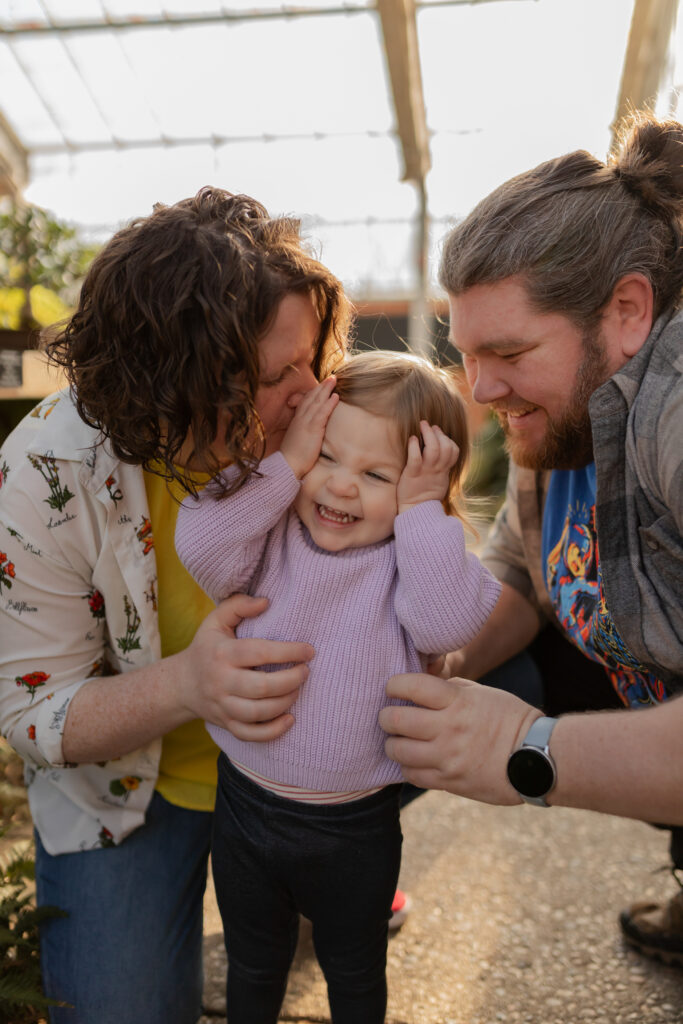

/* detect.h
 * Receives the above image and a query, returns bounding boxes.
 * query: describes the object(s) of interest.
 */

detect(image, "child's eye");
[366,471,390,483]
[319,451,334,462]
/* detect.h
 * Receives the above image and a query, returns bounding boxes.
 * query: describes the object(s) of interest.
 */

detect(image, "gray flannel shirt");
[481,308,683,692]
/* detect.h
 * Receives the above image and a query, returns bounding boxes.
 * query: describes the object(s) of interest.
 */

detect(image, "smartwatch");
[506,715,558,807]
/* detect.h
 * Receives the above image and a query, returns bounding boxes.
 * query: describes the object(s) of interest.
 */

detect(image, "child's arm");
[279,376,338,479]
[394,422,501,654]
[175,378,338,603]
[175,454,299,603]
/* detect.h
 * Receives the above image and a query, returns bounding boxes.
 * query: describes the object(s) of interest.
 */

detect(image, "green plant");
[0,830,69,1024]
[0,199,96,331]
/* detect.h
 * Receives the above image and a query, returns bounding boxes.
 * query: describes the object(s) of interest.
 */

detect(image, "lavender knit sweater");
[176,452,500,792]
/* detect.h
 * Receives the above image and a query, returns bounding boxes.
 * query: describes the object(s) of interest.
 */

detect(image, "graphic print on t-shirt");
[543,465,665,708]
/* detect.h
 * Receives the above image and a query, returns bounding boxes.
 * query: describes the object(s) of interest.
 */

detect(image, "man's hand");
[397,422,459,514]
[379,672,541,804]
[279,377,338,480]
[183,593,314,741]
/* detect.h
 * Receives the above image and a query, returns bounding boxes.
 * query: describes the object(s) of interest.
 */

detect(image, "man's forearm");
[449,582,542,680]
[382,675,683,826]
[549,695,683,824]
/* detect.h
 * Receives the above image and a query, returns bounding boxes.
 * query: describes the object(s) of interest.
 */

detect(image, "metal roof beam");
[0,0,521,34]
[0,6,372,34]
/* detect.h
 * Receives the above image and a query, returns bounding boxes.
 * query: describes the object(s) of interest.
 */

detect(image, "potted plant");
[0,199,95,387]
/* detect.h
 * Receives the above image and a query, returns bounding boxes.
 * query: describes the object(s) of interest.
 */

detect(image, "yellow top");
[143,466,219,811]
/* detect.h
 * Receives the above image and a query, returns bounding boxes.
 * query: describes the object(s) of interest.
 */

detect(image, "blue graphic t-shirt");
[542,464,666,708]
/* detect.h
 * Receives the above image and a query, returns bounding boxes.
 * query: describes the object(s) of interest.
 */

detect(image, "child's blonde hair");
[332,350,470,523]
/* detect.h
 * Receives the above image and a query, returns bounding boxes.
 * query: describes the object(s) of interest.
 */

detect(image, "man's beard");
[495,325,608,471]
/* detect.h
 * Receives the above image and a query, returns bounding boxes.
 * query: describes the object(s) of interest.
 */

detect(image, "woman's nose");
[287,365,318,407]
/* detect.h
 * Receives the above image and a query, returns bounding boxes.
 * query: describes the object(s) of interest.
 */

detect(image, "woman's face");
[255,291,321,455]
[178,292,321,469]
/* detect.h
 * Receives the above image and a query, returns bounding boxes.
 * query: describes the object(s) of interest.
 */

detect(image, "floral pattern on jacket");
[0,390,163,855]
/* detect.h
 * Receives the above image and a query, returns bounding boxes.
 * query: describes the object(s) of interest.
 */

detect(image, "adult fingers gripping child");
[397,421,460,513]
[279,375,338,479]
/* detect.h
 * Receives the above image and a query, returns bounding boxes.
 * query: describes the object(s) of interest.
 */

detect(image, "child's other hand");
[397,422,459,513]
[279,377,338,479]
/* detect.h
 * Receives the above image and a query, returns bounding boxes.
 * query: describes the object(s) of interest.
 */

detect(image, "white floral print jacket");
[0,390,163,855]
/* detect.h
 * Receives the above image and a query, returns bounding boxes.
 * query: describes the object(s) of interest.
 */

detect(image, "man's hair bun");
[611,113,683,217]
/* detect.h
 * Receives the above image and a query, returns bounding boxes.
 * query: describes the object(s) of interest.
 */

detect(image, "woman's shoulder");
[8,389,101,460]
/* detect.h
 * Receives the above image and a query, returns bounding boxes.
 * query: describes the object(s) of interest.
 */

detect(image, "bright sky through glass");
[1,0,638,297]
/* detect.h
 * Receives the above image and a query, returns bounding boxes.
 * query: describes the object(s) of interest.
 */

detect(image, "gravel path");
[201,790,683,1024]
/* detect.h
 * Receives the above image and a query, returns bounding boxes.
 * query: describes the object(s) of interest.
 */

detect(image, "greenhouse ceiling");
[0,0,679,304]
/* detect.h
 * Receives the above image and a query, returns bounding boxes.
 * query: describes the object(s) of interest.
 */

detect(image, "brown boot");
[619,874,683,968]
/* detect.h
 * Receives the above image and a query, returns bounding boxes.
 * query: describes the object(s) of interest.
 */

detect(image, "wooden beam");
[0,110,28,197]
[376,0,430,182]
[613,0,679,139]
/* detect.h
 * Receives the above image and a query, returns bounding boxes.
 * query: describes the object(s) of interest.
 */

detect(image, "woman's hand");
[397,422,459,513]
[181,593,314,741]
[279,376,338,480]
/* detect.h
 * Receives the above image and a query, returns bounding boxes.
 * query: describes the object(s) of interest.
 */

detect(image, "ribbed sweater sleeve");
[394,501,501,654]
[175,452,300,602]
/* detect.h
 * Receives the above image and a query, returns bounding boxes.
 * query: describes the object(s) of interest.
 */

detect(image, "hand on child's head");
[397,421,459,513]
[279,376,339,480]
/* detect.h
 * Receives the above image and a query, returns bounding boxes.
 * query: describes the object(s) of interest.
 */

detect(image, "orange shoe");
[389,889,412,931]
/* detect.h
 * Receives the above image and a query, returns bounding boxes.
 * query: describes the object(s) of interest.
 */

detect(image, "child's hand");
[279,377,339,479]
[397,422,459,513]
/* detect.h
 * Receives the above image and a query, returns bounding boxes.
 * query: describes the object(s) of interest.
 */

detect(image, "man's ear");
[602,273,654,359]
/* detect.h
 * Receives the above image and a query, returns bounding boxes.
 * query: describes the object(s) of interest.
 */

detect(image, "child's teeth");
[319,504,356,523]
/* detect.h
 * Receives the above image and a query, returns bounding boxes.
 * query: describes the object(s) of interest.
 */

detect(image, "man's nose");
[468,360,510,406]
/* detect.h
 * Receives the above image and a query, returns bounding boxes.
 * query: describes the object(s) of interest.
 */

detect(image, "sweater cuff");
[395,500,449,539]
[215,450,300,505]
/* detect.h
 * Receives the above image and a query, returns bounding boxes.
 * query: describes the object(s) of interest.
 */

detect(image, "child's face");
[294,401,405,552]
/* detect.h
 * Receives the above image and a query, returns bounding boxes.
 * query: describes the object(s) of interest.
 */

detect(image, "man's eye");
[499,349,526,362]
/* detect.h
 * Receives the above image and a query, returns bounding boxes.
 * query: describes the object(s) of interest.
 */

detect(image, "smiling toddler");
[175,349,500,1024]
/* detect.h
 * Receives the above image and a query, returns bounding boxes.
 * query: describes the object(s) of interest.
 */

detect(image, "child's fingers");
[439,432,460,470]
[292,377,337,421]
[405,434,423,472]
[420,421,442,467]
[420,423,460,471]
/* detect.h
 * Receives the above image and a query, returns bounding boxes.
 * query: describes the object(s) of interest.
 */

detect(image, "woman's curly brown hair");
[45,187,352,492]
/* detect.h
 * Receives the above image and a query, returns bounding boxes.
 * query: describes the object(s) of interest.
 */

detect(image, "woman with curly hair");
[0,186,352,1024]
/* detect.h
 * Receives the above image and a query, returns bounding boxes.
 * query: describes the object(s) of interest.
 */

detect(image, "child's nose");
[327,468,357,497]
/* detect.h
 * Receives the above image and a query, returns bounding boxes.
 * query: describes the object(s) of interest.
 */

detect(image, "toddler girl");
[175,350,500,1024]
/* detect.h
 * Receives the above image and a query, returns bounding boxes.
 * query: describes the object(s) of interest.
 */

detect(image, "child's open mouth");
[316,504,359,525]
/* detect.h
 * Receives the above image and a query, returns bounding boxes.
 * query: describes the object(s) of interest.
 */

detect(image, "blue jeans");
[35,791,213,1024]
[212,754,402,1024]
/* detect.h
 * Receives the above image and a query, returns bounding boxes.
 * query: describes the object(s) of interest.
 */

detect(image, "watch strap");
[510,715,558,807]
[521,715,558,752]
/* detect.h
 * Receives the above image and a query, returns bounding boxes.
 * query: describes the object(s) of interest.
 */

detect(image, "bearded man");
[380,113,683,967]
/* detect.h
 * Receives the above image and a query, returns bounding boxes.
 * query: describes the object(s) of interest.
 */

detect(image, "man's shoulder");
[625,307,683,392]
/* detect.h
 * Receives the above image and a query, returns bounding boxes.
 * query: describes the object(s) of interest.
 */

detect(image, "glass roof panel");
[420,0,634,223]
[9,34,113,143]
[1,0,642,299]
[0,38,63,144]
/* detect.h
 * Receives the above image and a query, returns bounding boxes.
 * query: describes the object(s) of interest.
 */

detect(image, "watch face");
[507,748,555,799]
